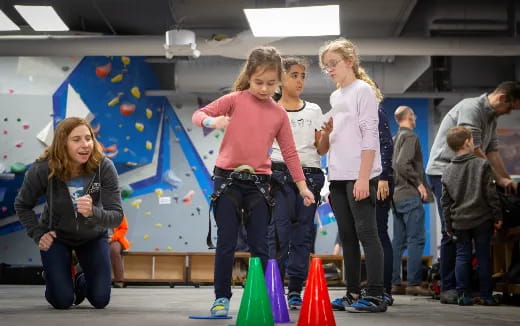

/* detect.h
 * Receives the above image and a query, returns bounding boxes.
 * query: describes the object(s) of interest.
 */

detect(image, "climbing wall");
[0,56,215,264]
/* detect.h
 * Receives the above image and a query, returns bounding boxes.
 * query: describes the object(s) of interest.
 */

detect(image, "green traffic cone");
[233,257,274,326]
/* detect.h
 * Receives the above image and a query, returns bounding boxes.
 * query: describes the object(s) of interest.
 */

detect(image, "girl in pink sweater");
[192,46,314,317]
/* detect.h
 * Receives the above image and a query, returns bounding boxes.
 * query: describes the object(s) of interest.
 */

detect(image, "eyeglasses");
[322,59,342,72]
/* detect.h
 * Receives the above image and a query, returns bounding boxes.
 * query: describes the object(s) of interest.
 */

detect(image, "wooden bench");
[121,251,187,286]
[186,252,250,286]
[120,251,434,287]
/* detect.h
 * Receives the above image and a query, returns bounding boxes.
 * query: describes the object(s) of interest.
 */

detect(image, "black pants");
[212,177,270,299]
[329,179,384,297]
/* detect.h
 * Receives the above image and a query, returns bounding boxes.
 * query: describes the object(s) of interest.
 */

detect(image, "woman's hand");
[77,195,93,217]
[39,231,56,251]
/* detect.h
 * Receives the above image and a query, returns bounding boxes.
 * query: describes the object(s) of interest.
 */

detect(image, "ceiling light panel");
[14,5,69,31]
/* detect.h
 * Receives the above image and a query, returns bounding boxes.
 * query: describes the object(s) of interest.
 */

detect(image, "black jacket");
[378,105,394,181]
[14,157,123,246]
[441,153,502,232]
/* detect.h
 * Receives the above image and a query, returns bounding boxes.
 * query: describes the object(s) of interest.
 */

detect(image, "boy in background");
[441,126,503,305]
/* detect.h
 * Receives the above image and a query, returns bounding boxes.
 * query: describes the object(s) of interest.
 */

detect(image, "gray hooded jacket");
[14,157,123,246]
[441,153,502,232]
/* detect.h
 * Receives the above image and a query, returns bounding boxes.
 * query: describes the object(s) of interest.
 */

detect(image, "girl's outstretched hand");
[204,116,230,130]
[321,117,333,134]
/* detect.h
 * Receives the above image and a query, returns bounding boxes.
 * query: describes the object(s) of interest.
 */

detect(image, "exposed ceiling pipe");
[173,56,430,95]
[425,0,514,34]
[0,34,519,57]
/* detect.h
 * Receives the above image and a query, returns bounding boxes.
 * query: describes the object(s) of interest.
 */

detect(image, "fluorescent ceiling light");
[244,5,340,37]
[14,5,69,31]
[0,10,19,31]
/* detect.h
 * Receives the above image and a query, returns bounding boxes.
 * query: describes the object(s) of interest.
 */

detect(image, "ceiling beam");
[0,35,519,57]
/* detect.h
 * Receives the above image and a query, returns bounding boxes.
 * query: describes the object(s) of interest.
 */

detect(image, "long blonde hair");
[232,46,283,91]
[38,117,104,181]
[319,38,383,103]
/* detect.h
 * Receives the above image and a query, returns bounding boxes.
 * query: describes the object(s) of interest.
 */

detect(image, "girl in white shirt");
[317,38,386,313]
[269,56,326,309]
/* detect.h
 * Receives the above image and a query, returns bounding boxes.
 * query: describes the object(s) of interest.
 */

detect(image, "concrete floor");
[1,285,519,326]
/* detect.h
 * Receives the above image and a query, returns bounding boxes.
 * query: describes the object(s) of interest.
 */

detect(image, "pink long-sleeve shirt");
[192,91,305,182]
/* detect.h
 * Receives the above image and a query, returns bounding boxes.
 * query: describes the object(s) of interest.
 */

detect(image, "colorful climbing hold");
[182,190,195,205]
[120,103,136,116]
[131,86,141,99]
[95,62,112,78]
[10,162,26,173]
[145,141,152,150]
[131,199,142,208]
[121,56,131,66]
[145,108,153,119]
[107,96,120,107]
[111,73,123,83]
[135,122,144,132]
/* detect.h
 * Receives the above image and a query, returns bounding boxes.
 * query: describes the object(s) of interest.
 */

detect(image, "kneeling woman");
[15,117,123,309]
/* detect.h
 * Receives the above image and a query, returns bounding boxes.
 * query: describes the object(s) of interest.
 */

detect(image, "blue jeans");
[429,174,456,291]
[213,177,270,299]
[454,221,493,298]
[376,190,394,293]
[40,234,112,309]
[392,196,425,286]
[268,170,324,293]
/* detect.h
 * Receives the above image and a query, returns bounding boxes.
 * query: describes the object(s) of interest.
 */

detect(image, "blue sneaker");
[457,294,473,306]
[210,297,230,316]
[383,292,394,306]
[346,296,388,313]
[287,292,302,310]
[480,296,498,306]
[331,293,356,311]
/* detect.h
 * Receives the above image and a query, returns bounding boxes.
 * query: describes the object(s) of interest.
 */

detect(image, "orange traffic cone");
[297,257,336,326]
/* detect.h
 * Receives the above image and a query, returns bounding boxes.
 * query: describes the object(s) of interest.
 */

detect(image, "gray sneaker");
[440,289,458,304]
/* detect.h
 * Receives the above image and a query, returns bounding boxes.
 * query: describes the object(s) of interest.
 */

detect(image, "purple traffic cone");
[265,259,291,323]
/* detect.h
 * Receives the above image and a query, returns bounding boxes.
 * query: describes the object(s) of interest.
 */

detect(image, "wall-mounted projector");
[164,29,200,59]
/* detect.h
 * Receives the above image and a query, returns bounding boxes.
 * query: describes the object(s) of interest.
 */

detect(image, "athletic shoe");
[347,296,388,313]
[73,271,86,305]
[479,296,499,306]
[383,292,394,306]
[210,297,230,317]
[331,293,356,311]
[287,292,302,309]
[457,293,473,306]
[440,289,458,304]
